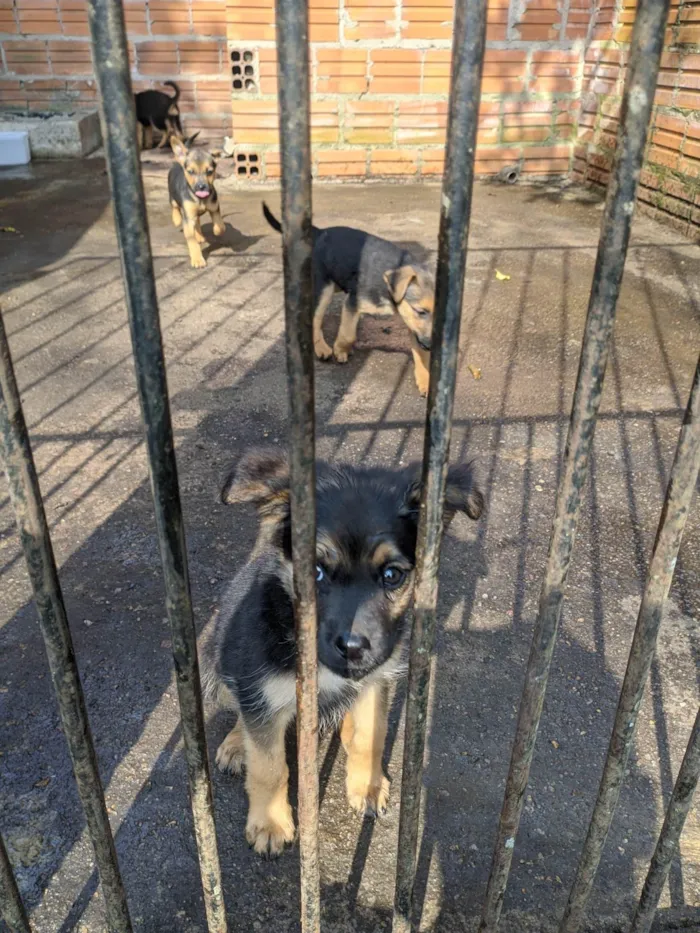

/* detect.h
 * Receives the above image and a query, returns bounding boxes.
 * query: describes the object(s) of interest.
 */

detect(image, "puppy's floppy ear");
[170,136,188,164]
[443,462,484,520]
[221,448,289,520]
[401,461,484,522]
[384,265,417,304]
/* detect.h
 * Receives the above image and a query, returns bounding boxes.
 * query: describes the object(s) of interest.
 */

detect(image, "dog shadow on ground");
[201,223,263,259]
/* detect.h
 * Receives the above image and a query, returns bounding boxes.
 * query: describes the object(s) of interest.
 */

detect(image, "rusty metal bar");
[0,829,32,933]
[272,0,319,931]
[479,0,671,926]
[0,309,132,933]
[84,2,227,930]
[560,355,700,933]
[391,0,487,930]
[630,706,700,933]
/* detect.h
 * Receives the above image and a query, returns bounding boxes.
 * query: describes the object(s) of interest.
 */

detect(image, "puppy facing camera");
[168,137,225,269]
[206,447,483,858]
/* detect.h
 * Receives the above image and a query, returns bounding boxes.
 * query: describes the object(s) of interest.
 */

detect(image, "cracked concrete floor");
[0,160,699,933]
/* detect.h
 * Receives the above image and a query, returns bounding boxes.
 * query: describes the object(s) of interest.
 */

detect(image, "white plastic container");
[0,131,31,166]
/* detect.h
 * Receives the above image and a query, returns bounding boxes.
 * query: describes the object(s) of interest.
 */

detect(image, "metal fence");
[0,0,699,930]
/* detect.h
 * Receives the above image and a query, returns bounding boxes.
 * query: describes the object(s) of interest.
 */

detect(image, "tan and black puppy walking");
[205,448,483,858]
[168,137,225,268]
[263,202,437,396]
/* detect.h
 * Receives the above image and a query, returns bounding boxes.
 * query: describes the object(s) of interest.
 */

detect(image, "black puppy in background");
[135,80,183,149]
[205,448,483,857]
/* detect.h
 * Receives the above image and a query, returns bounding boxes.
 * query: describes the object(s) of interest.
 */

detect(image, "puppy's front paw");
[246,805,295,858]
[347,772,391,817]
[190,254,207,269]
[314,338,333,361]
[415,375,429,397]
[333,344,350,363]
[216,731,244,774]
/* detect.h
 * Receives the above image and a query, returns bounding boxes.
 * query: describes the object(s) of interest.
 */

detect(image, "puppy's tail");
[262,201,283,234]
[262,201,320,238]
[163,79,180,102]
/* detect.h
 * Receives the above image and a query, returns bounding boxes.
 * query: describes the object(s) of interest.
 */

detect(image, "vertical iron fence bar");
[479,0,671,926]
[273,1,319,931]
[560,356,700,933]
[0,830,32,933]
[630,706,700,933]
[0,310,132,933]
[84,3,228,930]
[392,0,487,929]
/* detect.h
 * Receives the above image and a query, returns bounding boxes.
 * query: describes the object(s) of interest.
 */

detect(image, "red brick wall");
[574,0,700,239]
[226,0,585,180]
[0,0,231,138]
[0,0,585,179]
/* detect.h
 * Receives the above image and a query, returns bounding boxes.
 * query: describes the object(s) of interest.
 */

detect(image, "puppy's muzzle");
[194,183,211,200]
[416,335,432,351]
[335,632,371,663]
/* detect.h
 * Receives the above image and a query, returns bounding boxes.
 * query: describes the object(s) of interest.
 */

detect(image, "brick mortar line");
[584,0,600,46]
[0,71,583,102]
[0,33,590,52]
[0,32,229,42]
[225,38,589,50]
[508,0,527,42]
[558,0,571,42]
[570,4,592,156]
[231,92,582,102]
[656,104,700,123]
[231,141,573,152]
[238,133,575,149]
[338,0,345,45]
[393,0,402,53]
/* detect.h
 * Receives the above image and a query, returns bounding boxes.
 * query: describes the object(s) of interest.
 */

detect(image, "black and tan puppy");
[135,80,183,150]
[262,203,436,396]
[205,448,483,857]
[169,137,225,269]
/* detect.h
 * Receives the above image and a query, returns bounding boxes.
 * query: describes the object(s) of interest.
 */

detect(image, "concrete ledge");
[0,110,101,159]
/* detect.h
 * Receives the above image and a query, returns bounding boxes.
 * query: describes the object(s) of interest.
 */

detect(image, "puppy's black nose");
[335,632,371,662]
[417,336,431,351]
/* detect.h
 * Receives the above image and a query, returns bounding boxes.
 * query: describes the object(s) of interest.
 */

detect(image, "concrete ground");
[0,160,699,933]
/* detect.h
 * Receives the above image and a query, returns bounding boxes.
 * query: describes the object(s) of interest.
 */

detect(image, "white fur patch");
[261,672,296,715]
[262,665,352,717]
[320,665,353,698]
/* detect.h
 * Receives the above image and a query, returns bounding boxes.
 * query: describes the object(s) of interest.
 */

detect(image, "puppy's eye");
[316,565,325,583]
[414,307,430,319]
[382,566,405,589]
